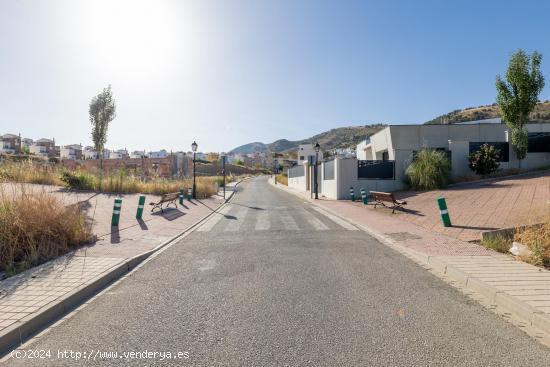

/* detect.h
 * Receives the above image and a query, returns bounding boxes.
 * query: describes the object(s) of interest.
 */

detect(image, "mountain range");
[229,124,386,154]
[230,101,550,155]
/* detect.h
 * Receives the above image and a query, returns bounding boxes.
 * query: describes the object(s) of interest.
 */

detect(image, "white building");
[296,144,323,165]
[109,149,129,159]
[21,138,33,148]
[29,138,55,158]
[0,133,21,154]
[60,144,82,160]
[83,146,99,160]
[149,149,168,158]
[289,121,550,199]
[130,150,146,159]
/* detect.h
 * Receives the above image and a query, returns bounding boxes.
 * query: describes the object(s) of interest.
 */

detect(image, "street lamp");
[191,141,198,199]
[314,142,320,199]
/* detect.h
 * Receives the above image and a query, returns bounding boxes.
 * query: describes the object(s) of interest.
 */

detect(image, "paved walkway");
[273,179,550,341]
[393,171,550,241]
[0,183,228,347]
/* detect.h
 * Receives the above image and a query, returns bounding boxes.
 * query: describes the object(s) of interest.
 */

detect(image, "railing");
[357,160,395,180]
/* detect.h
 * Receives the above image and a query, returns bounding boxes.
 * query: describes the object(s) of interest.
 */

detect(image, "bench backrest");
[370,191,396,202]
[161,192,180,202]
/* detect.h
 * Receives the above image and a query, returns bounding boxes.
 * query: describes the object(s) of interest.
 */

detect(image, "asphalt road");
[5,177,550,366]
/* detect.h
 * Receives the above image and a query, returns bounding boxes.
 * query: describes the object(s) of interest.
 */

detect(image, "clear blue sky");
[1,0,549,152]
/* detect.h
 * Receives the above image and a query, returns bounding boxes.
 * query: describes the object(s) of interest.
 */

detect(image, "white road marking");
[224,207,249,232]
[196,205,232,232]
[312,207,359,230]
[280,212,299,230]
[255,211,270,230]
[303,211,329,230]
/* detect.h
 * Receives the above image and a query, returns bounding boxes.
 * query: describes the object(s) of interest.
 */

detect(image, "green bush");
[60,170,97,190]
[405,149,451,190]
[468,143,500,176]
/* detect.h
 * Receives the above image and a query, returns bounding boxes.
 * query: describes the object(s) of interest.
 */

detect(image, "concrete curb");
[0,181,242,357]
[269,178,550,342]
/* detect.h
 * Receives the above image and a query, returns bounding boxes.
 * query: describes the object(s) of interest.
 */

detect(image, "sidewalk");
[0,182,237,354]
[272,179,550,345]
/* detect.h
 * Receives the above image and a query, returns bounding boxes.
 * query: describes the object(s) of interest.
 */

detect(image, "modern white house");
[289,121,550,199]
[60,144,83,160]
[296,144,323,165]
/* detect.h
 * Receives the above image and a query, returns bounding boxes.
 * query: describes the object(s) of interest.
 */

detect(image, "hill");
[424,101,550,125]
[229,124,386,155]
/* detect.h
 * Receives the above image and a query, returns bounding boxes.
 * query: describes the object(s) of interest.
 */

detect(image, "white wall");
[320,158,404,199]
[288,165,307,191]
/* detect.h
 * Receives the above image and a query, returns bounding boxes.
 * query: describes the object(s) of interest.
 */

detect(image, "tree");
[89,85,116,167]
[468,144,501,176]
[496,50,545,164]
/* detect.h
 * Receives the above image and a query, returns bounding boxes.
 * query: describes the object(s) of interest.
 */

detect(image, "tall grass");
[276,174,288,186]
[60,170,231,198]
[0,186,91,275]
[1,161,229,198]
[514,222,550,267]
[405,149,451,190]
[0,161,63,186]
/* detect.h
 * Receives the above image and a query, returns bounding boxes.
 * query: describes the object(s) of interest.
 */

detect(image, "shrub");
[0,187,92,275]
[60,170,97,190]
[275,174,288,186]
[405,149,451,190]
[514,223,550,267]
[480,235,511,253]
[468,143,500,176]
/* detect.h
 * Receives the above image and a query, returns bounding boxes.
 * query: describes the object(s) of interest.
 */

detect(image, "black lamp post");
[191,141,198,199]
[314,142,320,199]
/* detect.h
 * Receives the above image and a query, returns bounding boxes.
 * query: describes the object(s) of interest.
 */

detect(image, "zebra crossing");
[196,204,358,233]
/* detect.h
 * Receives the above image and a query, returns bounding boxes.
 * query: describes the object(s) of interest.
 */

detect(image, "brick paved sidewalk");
[0,183,230,350]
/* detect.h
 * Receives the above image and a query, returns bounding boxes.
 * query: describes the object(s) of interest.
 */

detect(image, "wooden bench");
[150,192,180,213]
[370,191,407,213]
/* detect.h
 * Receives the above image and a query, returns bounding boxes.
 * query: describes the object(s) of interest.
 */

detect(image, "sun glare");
[82,0,183,77]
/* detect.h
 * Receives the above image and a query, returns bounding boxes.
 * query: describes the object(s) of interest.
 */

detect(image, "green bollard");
[349,187,356,202]
[437,197,452,227]
[179,188,184,205]
[136,195,145,219]
[360,188,368,204]
[187,188,192,201]
[112,198,122,226]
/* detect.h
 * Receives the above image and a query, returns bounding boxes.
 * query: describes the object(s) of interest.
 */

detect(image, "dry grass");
[0,161,63,186]
[480,235,511,253]
[61,171,230,198]
[514,222,550,267]
[275,174,288,186]
[0,186,92,275]
[1,161,230,198]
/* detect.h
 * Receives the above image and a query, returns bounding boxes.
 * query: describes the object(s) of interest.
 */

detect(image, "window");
[528,132,550,153]
[299,156,304,160]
